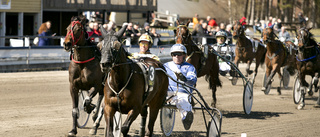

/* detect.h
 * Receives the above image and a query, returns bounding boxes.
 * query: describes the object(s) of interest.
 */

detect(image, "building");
[0,0,157,47]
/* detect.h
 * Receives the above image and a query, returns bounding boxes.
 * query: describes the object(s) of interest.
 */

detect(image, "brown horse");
[232,21,266,83]
[63,15,104,136]
[295,27,320,109]
[175,20,221,107]
[99,25,169,137]
[261,28,296,95]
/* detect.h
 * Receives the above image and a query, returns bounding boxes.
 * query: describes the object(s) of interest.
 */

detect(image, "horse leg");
[69,86,79,136]
[308,73,318,96]
[313,73,319,93]
[276,69,282,95]
[140,106,148,137]
[298,73,308,110]
[245,60,253,77]
[104,105,115,137]
[92,94,104,122]
[84,87,100,114]
[89,102,104,135]
[121,109,140,136]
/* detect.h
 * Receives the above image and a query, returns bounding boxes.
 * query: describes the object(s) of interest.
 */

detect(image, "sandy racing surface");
[1,65,320,137]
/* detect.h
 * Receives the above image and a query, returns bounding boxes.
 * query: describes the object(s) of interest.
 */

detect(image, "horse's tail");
[205,73,222,90]
[260,48,266,66]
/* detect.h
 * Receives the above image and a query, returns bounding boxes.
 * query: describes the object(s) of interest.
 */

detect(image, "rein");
[296,46,320,62]
[72,55,95,64]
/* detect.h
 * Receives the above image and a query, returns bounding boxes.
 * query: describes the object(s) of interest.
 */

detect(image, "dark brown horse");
[295,27,320,109]
[261,28,296,95]
[175,20,221,107]
[232,21,266,83]
[63,15,104,136]
[99,25,169,137]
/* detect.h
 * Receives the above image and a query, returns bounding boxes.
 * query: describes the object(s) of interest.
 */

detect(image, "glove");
[176,72,187,82]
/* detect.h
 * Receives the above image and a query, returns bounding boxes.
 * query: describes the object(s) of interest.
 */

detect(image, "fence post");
[24,37,30,47]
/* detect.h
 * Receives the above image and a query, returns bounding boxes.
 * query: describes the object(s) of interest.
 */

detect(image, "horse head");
[99,24,128,72]
[262,28,277,44]
[174,20,191,46]
[63,15,87,52]
[232,21,244,39]
[296,27,317,60]
[297,27,313,48]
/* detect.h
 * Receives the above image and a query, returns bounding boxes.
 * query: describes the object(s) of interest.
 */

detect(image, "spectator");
[45,21,55,45]
[164,44,197,130]
[207,16,218,27]
[133,23,141,37]
[150,28,161,45]
[226,24,233,44]
[278,27,290,42]
[239,17,247,26]
[89,22,101,43]
[219,23,226,32]
[107,21,116,32]
[141,22,150,34]
[192,13,199,29]
[267,16,273,27]
[38,22,51,46]
[192,22,209,44]
[253,19,262,33]
[298,12,307,27]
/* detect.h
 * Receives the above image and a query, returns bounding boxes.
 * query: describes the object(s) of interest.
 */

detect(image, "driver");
[128,34,159,61]
[212,31,234,76]
[164,44,197,130]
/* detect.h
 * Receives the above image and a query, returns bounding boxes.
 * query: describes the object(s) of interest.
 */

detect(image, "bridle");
[65,21,84,46]
[175,25,190,45]
[298,28,311,48]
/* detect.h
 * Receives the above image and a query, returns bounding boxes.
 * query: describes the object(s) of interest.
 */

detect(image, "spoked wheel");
[282,68,290,89]
[160,106,176,136]
[113,111,122,137]
[262,73,271,95]
[207,113,221,137]
[77,90,90,128]
[293,77,302,104]
[243,81,253,115]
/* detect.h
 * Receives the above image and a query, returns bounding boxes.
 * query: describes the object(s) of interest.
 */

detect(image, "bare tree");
[260,0,265,20]
[244,0,249,17]
[250,0,255,25]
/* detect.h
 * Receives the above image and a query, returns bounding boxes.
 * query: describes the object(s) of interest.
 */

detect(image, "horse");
[232,21,266,83]
[99,24,169,137]
[261,28,296,95]
[175,20,221,107]
[295,27,320,109]
[63,15,104,136]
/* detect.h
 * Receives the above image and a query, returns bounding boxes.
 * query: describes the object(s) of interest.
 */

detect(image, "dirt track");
[1,65,320,137]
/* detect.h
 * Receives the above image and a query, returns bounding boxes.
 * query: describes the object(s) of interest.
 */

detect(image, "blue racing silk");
[164,61,197,94]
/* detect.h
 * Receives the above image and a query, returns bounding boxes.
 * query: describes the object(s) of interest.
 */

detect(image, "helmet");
[216,31,227,38]
[170,44,187,54]
[138,34,153,45]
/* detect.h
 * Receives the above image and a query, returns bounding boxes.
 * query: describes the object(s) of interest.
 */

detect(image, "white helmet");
[216,31,227,38]
[170,44,187,54]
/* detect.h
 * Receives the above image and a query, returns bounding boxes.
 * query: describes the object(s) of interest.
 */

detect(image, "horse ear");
[186,21,190,27]
[307,27,312,31]
[176,20,180,26]
[79,15,87,26]
[173,29,176,35]
[100,25,108,38]
[115,25,127,38]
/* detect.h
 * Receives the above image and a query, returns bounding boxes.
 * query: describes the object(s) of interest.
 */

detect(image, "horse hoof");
[68,129,77,136]
[308,91,313,96]
[277,87,281,95]
[89,128,97,135]
[284,86,288,89]
[261,87,266,91]
[297,104,305,110]
[211,102,216,108]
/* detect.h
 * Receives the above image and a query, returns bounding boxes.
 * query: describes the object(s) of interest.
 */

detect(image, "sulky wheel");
[293,76,303,104]
[243,81,253,115]
[160,107,176,136]
[113,111,122,137]
[207,113,221,137]
[77,90,90,128]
